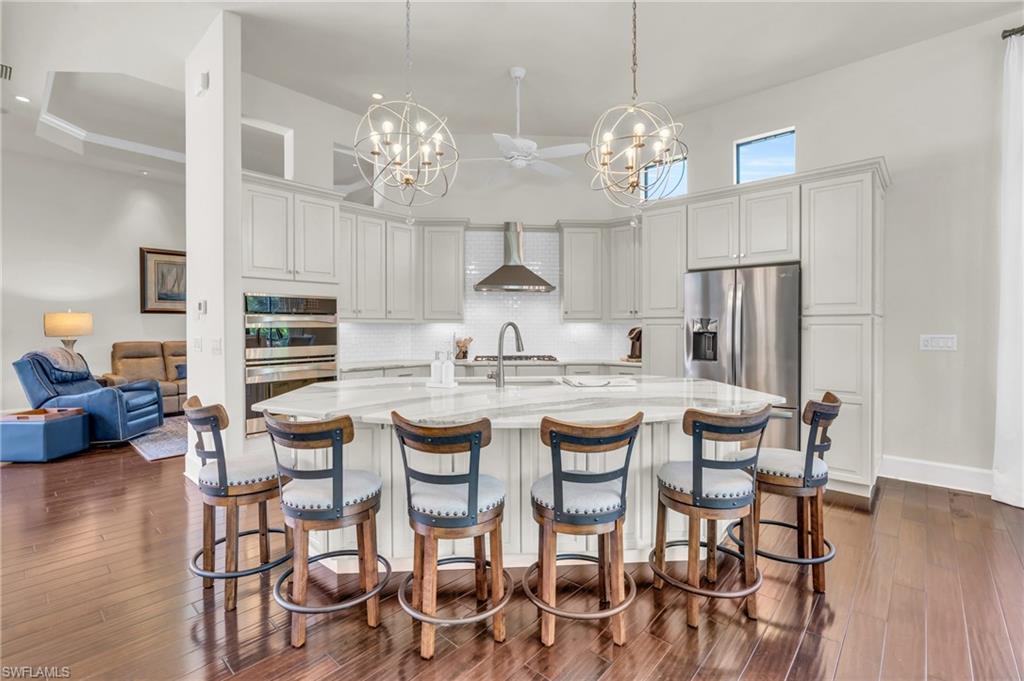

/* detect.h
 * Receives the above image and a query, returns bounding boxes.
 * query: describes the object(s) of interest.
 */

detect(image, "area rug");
[131,415,187,461]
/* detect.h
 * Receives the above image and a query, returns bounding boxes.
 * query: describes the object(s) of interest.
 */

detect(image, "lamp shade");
[43,311,93,338]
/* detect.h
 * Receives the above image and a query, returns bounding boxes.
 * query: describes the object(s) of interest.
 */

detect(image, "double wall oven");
[244,293,337,435]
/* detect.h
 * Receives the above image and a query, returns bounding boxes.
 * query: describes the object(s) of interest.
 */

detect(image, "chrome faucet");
[491,321,524,388]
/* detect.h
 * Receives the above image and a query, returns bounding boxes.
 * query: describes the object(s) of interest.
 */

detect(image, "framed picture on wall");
[140,247,186,314]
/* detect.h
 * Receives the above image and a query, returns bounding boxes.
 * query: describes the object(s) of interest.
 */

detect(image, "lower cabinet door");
[642,321,684,377]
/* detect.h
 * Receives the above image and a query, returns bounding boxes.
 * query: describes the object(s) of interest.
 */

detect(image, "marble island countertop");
[338,358,642,371]
[252,376,784,429]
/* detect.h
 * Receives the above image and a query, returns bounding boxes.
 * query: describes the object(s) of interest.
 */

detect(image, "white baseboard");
[879,455,992,495]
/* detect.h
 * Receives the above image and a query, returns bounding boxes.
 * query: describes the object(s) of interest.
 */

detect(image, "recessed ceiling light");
[139,170,149,176]
[15,95,30,103]
[371,92,383,100]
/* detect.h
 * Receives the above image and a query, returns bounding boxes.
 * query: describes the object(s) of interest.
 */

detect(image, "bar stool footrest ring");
[648,540,762,599]
[273,549,392,614]
[724,519,836,566]
[398,556,513,626]
[188,527,291,579]
[521,553,637,620]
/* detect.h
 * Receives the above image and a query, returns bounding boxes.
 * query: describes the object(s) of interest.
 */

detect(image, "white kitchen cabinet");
[340,368,385,380]
[564,365,601,376]
[294,195,342,283]
[386,222,416,320]
[422,225,464,321]
[607,365,642,376]
[242,185,293,280]
[739,185,800,265]
[641,208,686,318]
[516,365,563,377]
[561,227,603,320]
[354,215,387,319]
[801,173,874,316]
[687,197,739,270]
[384,366,430,378]
[607,223,641,320]
[642,321,684,377]
[336,212,356,316]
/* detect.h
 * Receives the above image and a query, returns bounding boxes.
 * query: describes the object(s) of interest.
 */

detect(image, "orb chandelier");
[585,1,688,209]
[353,0,458,208]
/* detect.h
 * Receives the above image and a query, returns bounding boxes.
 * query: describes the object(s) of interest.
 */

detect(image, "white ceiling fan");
[463,67,588,177]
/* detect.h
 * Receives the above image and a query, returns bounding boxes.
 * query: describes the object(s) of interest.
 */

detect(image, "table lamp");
[43,310,93,351]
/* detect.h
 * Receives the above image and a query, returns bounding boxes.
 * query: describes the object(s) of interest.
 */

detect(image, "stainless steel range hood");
[474,222,556,293]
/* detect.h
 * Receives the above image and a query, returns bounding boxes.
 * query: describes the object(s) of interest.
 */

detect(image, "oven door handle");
[244,314,337,327]
[245,363,337,384]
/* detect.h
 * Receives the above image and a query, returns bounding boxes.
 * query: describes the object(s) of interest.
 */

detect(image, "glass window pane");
[736,130,795,184]
[643,158,687,201]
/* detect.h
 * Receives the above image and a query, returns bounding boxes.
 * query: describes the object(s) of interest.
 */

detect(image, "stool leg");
[412,533,424,611]
[598,532,611,607]
[283,524,294,592]
[474,535,489,602]
[742,513,758,620]
[609,517,627,646]
[686,514,701,628]
[290,523,309,647]
[540,518,557,647]
[202,503,215,589]
[358,518,380,627]
[224,501,239,612]
[258,501,270,564]
[811,487,826,593]
[490,519,506,643]
[706,518,718,584]
[796,497,809,560]
[420,534,439,659]
[653,497,667,590]
[753,487,762,547]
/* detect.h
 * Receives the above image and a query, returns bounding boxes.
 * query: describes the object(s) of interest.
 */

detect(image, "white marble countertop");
[253,376,784,429]
[339,358,642,371]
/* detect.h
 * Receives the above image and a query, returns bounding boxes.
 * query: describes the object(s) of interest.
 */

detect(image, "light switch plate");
[920,334,957,351]
[192,337,203,352]
[211,338,223,356]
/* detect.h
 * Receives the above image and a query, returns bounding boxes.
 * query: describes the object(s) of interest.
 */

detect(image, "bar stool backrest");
[263,412,355,520]
[682,405,772,508]
[184,395,231,494]
[391,411,493,529]
[539,412,644,524]
[800,391,842,486]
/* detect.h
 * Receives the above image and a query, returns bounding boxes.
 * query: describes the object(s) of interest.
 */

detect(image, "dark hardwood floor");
[2,445,1023,681]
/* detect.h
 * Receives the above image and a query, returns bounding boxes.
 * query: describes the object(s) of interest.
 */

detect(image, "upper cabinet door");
[386,221,417,320]
[355,215,387,319]
[242,184,293,280]
[422,225,464,321]
[607,224,638,320]
[336,211,356,317]
[293,194,340,283]
[739,185,799,266]
[562,227,604,320]
[641,207,686,318]
[801,173,872,315]
[687,196,739,271]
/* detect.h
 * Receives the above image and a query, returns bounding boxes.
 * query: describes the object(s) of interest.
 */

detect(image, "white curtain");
[993,33,1024,508]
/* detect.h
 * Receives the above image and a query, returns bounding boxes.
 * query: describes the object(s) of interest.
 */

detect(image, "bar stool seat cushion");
[410,474,505,518]
[281,469,383,510]
[530,472,623,515]
[198,455,279,487]
[657,461,753,500]
[741,447,828,481]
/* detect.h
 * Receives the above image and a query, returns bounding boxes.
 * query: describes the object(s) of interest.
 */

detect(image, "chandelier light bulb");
[633,123,646,135]
[381,120,394,134]
[416,120,427,134]
[603,131,614,143]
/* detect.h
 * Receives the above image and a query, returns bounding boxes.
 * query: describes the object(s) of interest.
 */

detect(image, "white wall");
[673,13,1013,469]
[1,151,186,408]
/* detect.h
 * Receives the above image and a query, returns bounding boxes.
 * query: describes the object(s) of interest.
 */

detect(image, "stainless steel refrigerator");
[683,264,800,449]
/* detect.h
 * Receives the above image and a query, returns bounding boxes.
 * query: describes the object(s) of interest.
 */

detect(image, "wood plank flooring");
[2,445,1023,680]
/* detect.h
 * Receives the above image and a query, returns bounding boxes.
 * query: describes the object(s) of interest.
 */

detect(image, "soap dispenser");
[430,351,442,384]
[441,351,456,387]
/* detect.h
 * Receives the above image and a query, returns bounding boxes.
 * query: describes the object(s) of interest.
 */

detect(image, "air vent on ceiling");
[0,64,12,80]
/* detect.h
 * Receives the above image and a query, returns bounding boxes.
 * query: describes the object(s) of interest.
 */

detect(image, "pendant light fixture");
[586,1,688,208]
[353,0,458,208]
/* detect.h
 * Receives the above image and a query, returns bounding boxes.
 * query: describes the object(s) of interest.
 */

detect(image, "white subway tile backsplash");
[340,230,634,362]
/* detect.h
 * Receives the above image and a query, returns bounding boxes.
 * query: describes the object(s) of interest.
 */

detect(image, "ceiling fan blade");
[530,160,572,177]
[536,142,589,160]
[492,133,520,157]
[461,157,507,163]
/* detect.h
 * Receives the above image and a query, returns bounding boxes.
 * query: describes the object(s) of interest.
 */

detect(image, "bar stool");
[391,411,512,660]
[724,392,841,593]
[263,412,392,648]
[523,413,643,648]
[184,396,291,612]
[649,405,771,628]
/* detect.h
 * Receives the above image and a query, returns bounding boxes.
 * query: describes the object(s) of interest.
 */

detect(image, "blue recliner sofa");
[13,352,164,443]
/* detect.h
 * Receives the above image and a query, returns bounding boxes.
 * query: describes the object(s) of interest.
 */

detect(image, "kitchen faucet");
[490,321,524,388]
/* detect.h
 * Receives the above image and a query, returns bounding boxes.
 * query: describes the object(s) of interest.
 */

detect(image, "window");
[643,157,687,201]
[735,128,795,184]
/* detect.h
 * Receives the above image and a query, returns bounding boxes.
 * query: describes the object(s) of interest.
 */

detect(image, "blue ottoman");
[0,408,90,462]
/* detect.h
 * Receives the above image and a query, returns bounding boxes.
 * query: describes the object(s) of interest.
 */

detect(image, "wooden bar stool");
[184,396,292,612]
[391,412,512,660]
[649,405,771,628]
[724,392,841,593]
[523,413,643,648]
[264,412,392,648]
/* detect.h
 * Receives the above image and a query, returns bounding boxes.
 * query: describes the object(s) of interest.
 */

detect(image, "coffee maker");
[626,327,641,361]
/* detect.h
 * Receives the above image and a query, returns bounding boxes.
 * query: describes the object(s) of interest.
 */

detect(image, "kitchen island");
[252,375,784,573]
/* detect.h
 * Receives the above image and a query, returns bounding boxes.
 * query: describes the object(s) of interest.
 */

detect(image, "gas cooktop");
[473,354,559,362]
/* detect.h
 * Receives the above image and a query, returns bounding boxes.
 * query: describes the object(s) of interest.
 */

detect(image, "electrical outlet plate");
[920,334,957,351]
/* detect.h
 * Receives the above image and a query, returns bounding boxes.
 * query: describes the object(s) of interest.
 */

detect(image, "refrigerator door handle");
[734,279,744,385]
[724,279,736,385]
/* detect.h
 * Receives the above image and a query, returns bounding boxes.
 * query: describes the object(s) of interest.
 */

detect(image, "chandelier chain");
[405,0,413,98]
[631,0,638,102]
